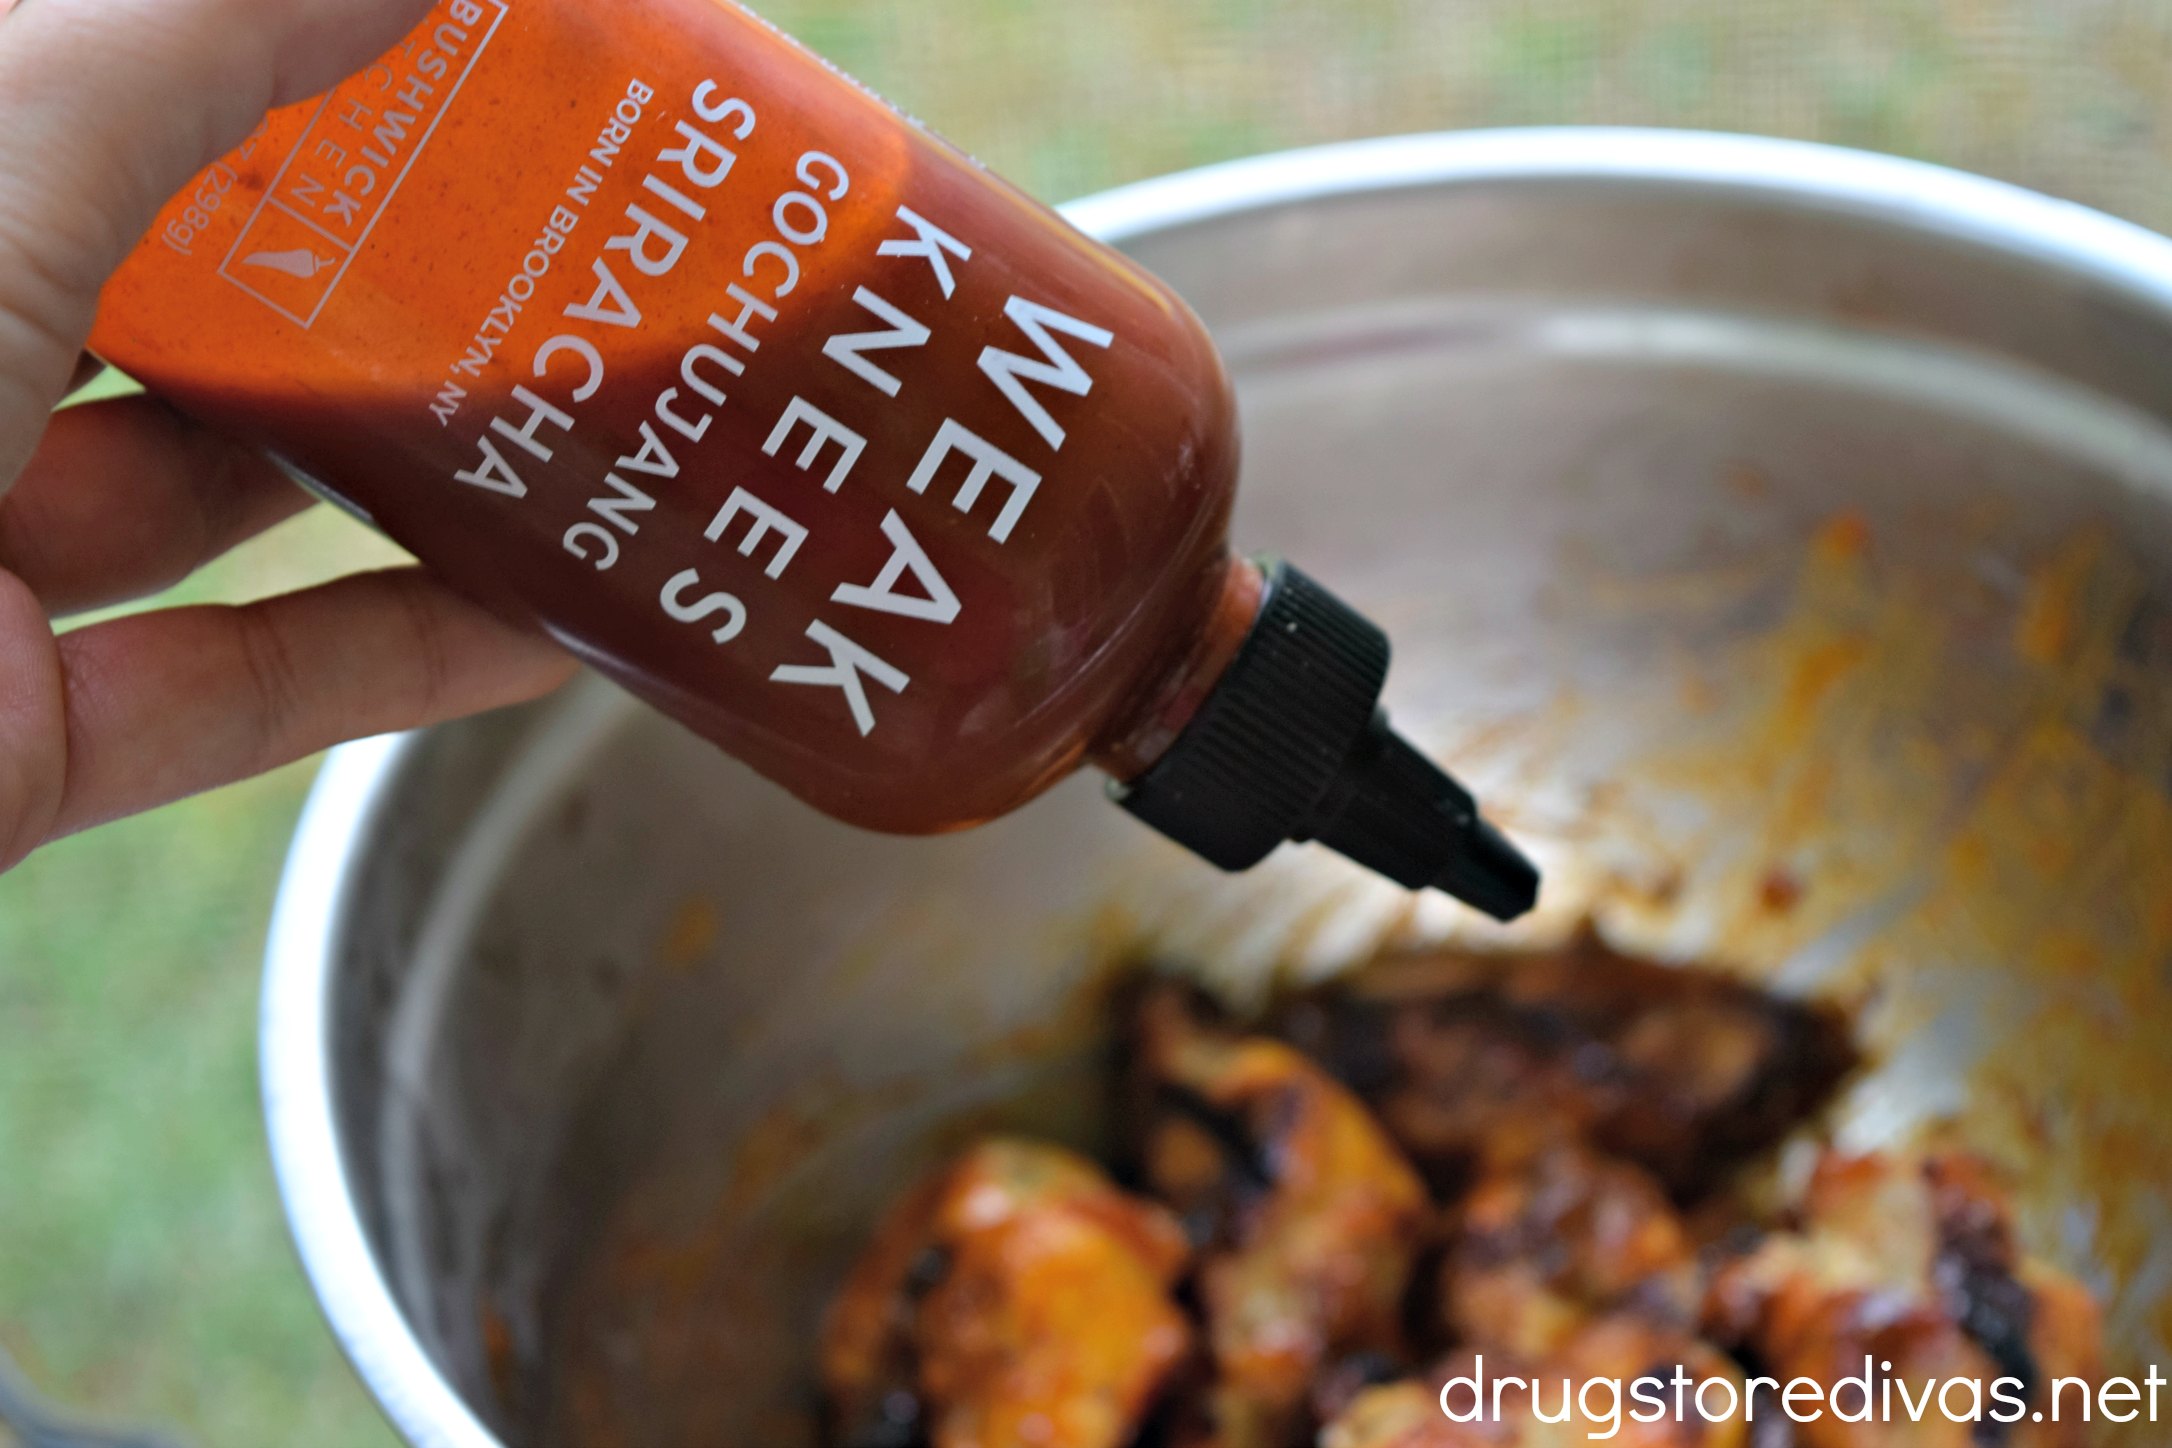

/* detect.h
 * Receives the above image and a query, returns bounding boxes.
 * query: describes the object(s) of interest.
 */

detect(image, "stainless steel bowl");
[264,129,2172,1448]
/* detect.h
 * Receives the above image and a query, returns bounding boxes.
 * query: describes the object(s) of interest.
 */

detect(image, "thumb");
[0,0,433,481]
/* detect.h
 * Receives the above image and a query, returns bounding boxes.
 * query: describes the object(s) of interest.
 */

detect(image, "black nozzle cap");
[1111,561,1541,921]
[1305,720,1541,921]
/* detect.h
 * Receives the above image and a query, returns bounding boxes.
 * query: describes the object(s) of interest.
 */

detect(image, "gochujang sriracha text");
[92,0,1539,918]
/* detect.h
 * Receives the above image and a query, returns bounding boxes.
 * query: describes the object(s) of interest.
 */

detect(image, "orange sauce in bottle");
[94,0,1536,914]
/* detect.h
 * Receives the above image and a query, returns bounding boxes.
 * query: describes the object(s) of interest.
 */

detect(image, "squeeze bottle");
[91,0,1540,919]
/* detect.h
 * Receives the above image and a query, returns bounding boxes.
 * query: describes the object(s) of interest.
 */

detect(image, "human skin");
[0,0,577,873]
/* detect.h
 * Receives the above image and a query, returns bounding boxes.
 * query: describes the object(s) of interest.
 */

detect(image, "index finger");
[34,567,578,855]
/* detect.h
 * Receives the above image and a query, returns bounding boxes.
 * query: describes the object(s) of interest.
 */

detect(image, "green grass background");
[6,0,2172,1442]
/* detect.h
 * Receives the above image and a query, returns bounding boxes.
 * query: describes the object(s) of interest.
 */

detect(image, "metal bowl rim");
[259,125,2172,1448]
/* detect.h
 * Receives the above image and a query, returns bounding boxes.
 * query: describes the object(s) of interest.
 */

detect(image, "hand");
[0,0,578,872]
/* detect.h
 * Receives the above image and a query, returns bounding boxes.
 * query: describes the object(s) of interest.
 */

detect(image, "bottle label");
[95,0,1234,830]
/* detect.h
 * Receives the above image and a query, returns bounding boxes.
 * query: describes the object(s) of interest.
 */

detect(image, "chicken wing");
[1128,983,1431,1448]
[1441,1142,1701,1360]
[821,1138,1195,1448]
[1705,1150,2102,1448]
[1276,931,1856,1200]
